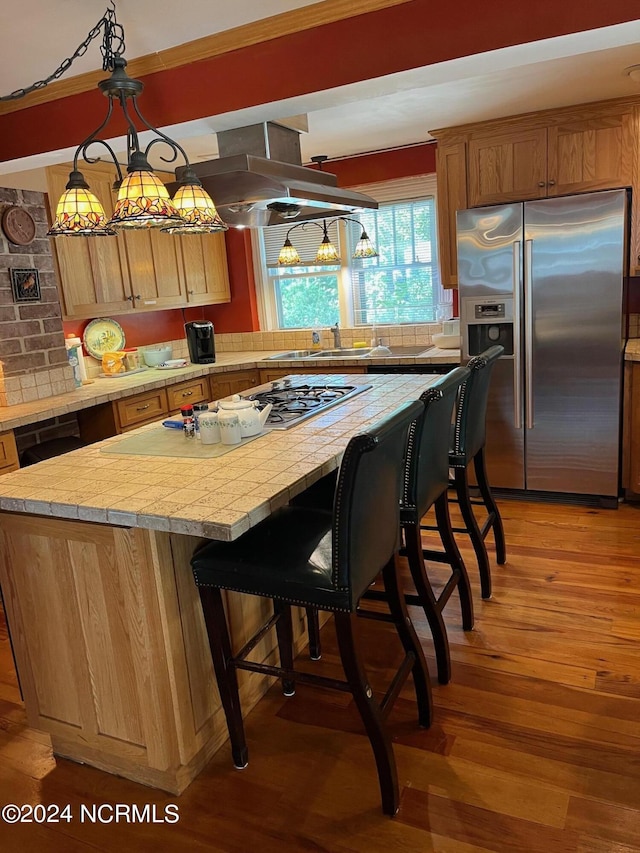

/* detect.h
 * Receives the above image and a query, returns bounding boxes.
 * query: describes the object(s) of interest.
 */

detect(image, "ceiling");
[1,2,640,190]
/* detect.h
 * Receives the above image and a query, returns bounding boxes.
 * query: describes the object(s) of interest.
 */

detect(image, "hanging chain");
[1,2,125,102]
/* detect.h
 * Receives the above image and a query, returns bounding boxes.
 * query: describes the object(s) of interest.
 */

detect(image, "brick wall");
[0,187,76,404]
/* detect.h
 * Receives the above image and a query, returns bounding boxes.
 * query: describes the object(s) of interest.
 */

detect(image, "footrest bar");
[380,652,415,719]
[435,573,459,610]
[235,613,280,661]
[234,658,352,693]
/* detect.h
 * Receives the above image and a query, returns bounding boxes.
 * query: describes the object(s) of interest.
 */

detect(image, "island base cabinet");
[0,514,309,794]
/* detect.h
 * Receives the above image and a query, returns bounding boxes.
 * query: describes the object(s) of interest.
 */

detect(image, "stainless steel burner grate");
[249,382,372,429]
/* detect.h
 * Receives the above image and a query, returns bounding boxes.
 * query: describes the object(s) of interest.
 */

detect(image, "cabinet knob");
[126,295,134,301]
[188,290,194,295]
[548,180,556,186]
[537,181,545,187]
[134,294,141,300]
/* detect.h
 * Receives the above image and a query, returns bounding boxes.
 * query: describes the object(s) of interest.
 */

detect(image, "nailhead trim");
[192,574,352,612]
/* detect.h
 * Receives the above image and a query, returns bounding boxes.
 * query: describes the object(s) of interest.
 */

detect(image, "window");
[257,174,445,329]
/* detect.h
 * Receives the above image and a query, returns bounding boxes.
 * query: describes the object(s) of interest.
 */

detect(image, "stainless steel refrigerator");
[457,189,628,501]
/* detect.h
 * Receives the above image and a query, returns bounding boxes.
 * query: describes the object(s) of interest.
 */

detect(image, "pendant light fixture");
[277,217,378,266]
[5,3,228,237]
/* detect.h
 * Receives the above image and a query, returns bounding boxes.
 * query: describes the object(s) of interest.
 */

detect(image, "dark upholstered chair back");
[403,367,471,520]
[451,346,504,465]
[332,400,424,608]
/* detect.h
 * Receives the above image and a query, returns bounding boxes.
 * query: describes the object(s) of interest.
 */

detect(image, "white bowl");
[140,346,172,367]
[432,333,461,350]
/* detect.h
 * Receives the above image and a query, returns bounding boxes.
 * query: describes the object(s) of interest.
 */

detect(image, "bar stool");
[362,367,473,685]
[191,400,431,817]
[444,345,506,599]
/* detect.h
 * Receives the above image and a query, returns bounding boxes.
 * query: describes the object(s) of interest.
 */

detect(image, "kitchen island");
[0,373,439,794]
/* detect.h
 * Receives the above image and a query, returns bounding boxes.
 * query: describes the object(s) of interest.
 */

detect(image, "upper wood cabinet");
[46,162,231,319]
[431,97,640,286]
[468,128,547,207]
[46,163,132,317]
[179,232,231,307]
[435,141,468,289]
[547,108,634,197]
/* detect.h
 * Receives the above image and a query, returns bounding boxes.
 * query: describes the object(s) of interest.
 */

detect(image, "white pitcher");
[218,395,273,438]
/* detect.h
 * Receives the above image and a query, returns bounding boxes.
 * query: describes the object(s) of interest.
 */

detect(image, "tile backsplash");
[214,323,442,353]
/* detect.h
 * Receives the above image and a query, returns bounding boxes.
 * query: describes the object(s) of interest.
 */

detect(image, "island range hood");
[175,122,378,227]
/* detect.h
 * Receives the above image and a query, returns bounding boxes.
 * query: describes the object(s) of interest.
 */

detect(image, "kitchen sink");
[309,348,374,358]
[263,344,434,360]
[262,350,317,360]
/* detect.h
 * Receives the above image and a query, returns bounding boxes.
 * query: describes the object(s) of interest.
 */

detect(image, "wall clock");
[1,205,36,246]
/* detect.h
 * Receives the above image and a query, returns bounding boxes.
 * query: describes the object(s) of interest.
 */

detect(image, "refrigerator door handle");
[524,238,534,430]
[512,241,522,430]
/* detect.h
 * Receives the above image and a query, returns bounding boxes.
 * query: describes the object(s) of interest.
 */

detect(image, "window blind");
[346,174,441,326]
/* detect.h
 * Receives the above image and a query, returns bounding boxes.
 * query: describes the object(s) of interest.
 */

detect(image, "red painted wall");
[2,1,640,161]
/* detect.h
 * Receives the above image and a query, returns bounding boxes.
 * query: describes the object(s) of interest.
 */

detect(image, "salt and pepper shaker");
[180,405,196,439]
[193,402,210,439]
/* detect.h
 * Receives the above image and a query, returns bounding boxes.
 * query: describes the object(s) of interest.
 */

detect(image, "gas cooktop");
[249,381,372,429]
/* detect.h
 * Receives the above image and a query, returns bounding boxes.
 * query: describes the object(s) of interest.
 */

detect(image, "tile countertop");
[0,346,460,432]
[0,373,440,541]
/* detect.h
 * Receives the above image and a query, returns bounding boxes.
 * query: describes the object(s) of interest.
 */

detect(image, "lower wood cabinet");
[78,388,169,443]
[258,366,367,384]
[210,369,261,400]
[0,430,19,475]
[623,361,640,498]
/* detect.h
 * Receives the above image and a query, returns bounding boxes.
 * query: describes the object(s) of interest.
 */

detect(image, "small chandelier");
[34,4,227,237]
[277,217,378,266]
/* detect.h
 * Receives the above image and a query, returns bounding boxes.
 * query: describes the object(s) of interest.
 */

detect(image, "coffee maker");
[185,321,216,364]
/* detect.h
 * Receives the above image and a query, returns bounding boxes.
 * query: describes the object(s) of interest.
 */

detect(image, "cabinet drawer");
[0,430,19,473]
[167,377,210,411]
[115,389,168,431]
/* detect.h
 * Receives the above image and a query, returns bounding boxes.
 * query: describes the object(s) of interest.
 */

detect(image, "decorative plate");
[83,318,126,359]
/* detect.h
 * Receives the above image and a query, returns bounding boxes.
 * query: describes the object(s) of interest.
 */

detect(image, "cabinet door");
[628,363,640,496]
[435,141,467,288]
[468,129,547,206]
[547,111,635,196]
[122,230,186,311]
[210,370,260,400]
[0,430,19,474]
[46,165,132,319]
[180,233,231,306]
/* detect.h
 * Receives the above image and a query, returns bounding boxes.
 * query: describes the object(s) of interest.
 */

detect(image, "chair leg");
[334,611,399,817]
[454,466,492,599]
[474,447,506,565]
[199,586,248,769]
[274,601,296,697]
[382,556,433,727]
[434,493,474,632]
[404,522,451,685]
[305,606,322,660]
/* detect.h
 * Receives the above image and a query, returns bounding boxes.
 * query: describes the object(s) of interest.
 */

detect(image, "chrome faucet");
[330,322,341,349]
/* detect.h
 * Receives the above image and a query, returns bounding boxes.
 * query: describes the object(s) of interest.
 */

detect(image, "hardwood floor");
[1,498,640,851]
